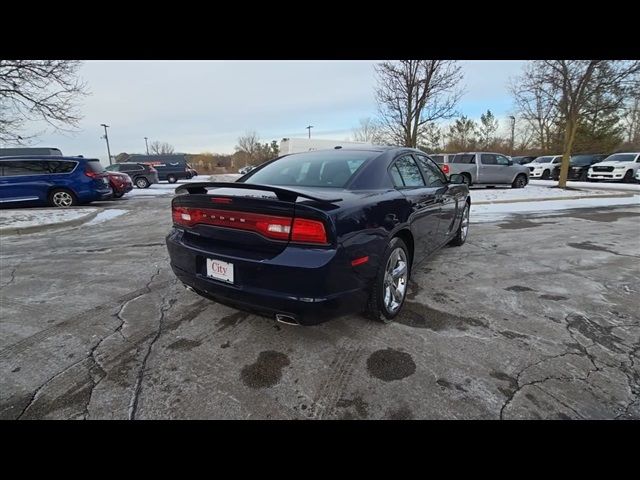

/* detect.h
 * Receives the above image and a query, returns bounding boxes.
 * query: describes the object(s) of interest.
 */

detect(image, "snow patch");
[470,194,640,223]
[85,209,127,225]
[0,208,98,230]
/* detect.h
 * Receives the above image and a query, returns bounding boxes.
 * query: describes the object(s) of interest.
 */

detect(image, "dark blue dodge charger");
[166,147,470,325]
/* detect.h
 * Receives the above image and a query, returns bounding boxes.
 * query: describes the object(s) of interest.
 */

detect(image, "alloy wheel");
[383,247,408,314]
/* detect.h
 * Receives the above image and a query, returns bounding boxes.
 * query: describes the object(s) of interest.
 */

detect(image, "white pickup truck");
[587,152,640,182]
[447,152,530,188]
[527,155,562,179]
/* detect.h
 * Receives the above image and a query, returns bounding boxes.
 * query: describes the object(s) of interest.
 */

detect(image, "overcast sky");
[17,60,526,163]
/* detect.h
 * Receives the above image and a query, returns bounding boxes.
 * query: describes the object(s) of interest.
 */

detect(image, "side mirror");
[449,173,465,184]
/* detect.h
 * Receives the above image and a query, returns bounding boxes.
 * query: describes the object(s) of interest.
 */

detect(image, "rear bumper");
[165,229,371,325]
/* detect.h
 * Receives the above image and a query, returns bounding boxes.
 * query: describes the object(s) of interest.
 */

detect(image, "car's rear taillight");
[171,205,328,244]
[290,218,327,244]
[85,166,99,178]
[441,164,450,175]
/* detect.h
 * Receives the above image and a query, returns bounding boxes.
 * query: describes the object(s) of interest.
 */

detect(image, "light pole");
[509,116,516,155]
[306,125,313,139]
[144,137,149,155]
[101,124,113,165]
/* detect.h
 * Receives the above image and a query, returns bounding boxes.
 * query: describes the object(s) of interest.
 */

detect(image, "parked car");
[0,156,112,207]
[238,165,256,175]
[106,162,159,188]
[447,152,530,188]
[166,147,471,325]
[551,154,608,181]
[587,152,640,182]
[527,155,562,179]
[128,154,191,183]
[511,156,537,165]
[636,169,640,182]
[106,171,133,198]
[428,153,456,175]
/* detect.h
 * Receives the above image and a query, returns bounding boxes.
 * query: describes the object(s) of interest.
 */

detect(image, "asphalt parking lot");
[1,194,639,419]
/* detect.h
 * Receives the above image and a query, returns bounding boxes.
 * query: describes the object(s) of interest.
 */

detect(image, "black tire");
[365,237,410,324]
[48,188,77,208]
[541,169,551,180]
[112,191,124,199]
[461,173,472,186]
[449,202,470,247]
[623,170,634,183]
[579,170,588,182]
[167,174,178,184]
[135,177,150,189]
[511,174,527,189]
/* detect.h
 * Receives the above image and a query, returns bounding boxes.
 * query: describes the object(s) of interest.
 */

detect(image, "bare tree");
[0,60,88,144]
[478,110,499,148]
[509,63,563,152]
[149,141,175,155]
[351,117,385,144]
[374,60,464,147]
[622,92,640,144]
[234,130,260,167]
[524,61,640,187]
[418,122,445,153]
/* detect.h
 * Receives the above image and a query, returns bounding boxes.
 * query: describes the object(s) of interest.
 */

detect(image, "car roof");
[0,155,97,161]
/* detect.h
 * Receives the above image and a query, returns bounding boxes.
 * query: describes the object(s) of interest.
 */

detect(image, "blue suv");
[0,156,113,207]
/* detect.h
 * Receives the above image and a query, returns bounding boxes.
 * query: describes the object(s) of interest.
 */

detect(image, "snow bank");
[471,194,640,223]
[529,179,640,192]
[470,185,617,203]
[0,208,99,232]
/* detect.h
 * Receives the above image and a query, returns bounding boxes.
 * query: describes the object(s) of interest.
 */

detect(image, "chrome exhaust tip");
[275,314,300,326]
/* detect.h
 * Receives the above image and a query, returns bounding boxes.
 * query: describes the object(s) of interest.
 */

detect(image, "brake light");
[172,206,328,244]
[441,164,450,174]
[85,166,99,178]
[290,218,327,244]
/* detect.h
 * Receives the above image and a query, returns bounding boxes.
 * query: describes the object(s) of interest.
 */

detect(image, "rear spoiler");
[174,182,342,203]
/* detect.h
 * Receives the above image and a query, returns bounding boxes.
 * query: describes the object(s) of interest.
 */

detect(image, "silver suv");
[447,152,530,188]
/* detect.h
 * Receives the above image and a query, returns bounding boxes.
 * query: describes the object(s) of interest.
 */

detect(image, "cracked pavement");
[0,194,638,419]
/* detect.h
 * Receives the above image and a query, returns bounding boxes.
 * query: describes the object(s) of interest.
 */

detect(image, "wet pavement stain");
[539,294,568,301]
[505,285,537,292]
[566,313,626,354]
[336,395,369,418]
[564,210,640,223]
[396,301,487,331]
[215,311,249,333]
[386,406,414,420]
[366,348,416,382]
[497,219,556,230]
[490,370,518,397]
[240,350,290,389]
[11,367,20,373]
[499,330,529,340]
[436,378,467,392]
[221,340,231,349]
[167,338,202,351]
[406,279,423,301]
[567,242,623,256]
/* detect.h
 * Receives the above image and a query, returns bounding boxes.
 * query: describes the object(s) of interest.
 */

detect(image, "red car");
[106,171,133,198]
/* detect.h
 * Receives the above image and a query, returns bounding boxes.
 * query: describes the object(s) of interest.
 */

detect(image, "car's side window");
[481,154,497,165]
[46,161,76,173]
[415,155,447,187]
[392,155,425,188]
[389,164,404,187]
[496,155,510,166]
[1,160,48,176]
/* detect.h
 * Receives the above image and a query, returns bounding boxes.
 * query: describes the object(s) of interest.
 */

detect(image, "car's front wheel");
[167,174,178,183]
[365,237,410,324]
[135,177,150,188]
[542,169,551,180]
[511,174,527,188]
[623,170,634,183]
[48,188,77,208]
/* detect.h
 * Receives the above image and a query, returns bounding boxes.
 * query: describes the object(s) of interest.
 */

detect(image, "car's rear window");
[86,160,106,173]
[243,150,375,188]
[451,154,476,164]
